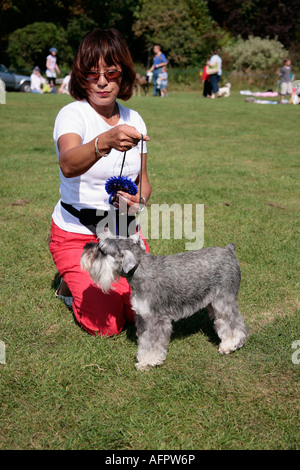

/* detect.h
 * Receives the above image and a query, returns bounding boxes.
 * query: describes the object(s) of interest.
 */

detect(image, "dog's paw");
[135,358,165,371]
[218,335,246,355]
[135,362,151,371]
[218,342,233,354]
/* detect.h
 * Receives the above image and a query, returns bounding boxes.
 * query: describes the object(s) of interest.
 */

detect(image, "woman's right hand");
[59,125,150,178]
[100,124,150,154]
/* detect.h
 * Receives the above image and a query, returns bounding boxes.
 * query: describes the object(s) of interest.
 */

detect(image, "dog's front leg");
[135,314,173,371]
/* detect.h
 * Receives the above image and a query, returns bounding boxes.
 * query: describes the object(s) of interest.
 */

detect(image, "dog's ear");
[97,226,113,240]
[121,250,137,274]
[81,242,99,272]
[129,234,146,252]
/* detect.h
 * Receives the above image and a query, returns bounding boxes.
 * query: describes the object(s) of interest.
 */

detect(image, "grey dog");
[81,235,248,370]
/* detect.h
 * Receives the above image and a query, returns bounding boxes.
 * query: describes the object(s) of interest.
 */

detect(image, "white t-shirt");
[30,73,45,91]
[62,74,70,93]
[52,100,147,234]
[46,54,57,78]
[210,54,222,76]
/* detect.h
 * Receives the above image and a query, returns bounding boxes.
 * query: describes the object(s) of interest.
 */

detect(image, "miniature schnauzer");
[81,235,248,370]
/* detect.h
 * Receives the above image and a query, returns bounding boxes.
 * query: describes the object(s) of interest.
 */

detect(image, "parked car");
[0,64,31,92]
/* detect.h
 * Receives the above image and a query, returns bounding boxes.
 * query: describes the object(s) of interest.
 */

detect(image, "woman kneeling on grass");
[49,28,151,336]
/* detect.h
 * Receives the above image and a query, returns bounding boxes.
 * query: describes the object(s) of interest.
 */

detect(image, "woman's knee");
[71,282,128,336]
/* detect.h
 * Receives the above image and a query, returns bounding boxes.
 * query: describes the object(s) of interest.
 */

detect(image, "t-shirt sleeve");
[53,104,86,155]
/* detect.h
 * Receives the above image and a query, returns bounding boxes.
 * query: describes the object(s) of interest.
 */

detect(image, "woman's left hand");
[113,191,144,214]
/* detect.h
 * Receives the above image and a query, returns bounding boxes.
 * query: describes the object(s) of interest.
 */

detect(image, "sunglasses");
[85,70,123,82]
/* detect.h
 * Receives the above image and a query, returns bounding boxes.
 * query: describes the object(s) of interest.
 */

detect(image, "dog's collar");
[121,262,139,278]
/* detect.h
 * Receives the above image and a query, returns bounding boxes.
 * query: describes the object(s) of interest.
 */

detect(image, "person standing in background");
[209,49,222,99]
[46,47,61,85]
[280,58,292,102]
[158,66,168,97]
[201,59,212,98]
[147,45,168,97]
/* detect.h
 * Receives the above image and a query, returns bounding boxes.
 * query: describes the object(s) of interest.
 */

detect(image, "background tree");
[1,0,298,69]
[133,0,226,67]
[207,0,300,47]
[6,22,72,71]
[65,15,98,60]
[224,36,287,73]
[0,0,139,65]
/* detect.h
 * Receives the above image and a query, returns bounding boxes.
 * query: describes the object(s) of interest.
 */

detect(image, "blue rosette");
[105,175,138,204]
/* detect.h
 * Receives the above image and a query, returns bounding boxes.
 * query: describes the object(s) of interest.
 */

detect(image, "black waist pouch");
[61,202,136,237]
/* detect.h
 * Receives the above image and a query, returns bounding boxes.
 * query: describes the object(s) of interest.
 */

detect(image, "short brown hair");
[69,28,136,102]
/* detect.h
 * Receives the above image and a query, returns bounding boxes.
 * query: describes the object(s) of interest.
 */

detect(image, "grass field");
[0,90,299,450]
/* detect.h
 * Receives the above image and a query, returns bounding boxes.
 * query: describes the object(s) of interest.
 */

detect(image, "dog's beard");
[81,248,118,293]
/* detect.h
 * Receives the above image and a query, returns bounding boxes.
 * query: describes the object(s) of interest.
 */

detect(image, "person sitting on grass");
[30,66,46,94]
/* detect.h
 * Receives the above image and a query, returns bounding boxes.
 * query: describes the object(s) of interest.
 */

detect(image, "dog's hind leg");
[210,295,248,354]
[135,315,173,371]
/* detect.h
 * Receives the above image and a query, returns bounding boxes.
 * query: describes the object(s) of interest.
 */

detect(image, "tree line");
[0,0,299,72]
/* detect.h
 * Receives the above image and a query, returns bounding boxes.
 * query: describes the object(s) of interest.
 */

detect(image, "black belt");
[61,201,136,237]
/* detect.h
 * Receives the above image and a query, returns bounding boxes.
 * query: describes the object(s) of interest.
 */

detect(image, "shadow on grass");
[51,272,220,347]
[125,309,220,347]
[51,271,61,291]
[172,309,219,345]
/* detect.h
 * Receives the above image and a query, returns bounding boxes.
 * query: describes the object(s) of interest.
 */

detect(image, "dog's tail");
[226,243,236,252]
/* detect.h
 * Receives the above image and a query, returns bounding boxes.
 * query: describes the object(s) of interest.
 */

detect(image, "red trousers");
[49,220,149,336]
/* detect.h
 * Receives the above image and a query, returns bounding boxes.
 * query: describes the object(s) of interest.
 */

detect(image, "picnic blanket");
[240,90,278,97]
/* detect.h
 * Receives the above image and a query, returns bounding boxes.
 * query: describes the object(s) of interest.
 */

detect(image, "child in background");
[201,60,212,98]
[280,58,292,102]
[158,66,168,97]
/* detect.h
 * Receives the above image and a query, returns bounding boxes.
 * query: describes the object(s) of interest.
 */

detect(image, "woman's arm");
[46,58,51,70]
[58,124,150,178]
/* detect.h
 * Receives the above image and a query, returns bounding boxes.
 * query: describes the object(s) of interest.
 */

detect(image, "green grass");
[0,91,299,450]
